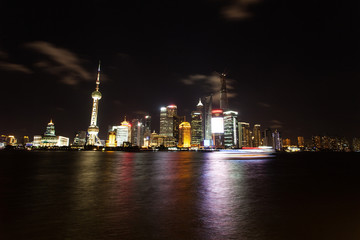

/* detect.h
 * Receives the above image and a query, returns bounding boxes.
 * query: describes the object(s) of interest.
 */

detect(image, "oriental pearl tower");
[86,61,102,146]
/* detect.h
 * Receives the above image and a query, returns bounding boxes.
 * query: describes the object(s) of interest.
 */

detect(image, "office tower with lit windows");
[272,129,282,151]
[131,119,144,147]
[178,122,191,148]
[111,118,132,147]
[204,95,213,146]
[238,122,251,148]
[87,62,102,146]
[160,105,177,137]
[196,98,204,140]
[219,73,229,111]
[253,124,261,147]
[297,136,305,148]
[191,107,202,146]
[211,109,224,148]
[223,110,238,148]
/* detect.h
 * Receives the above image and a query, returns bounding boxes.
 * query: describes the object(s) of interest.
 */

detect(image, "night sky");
[1,1,359,141]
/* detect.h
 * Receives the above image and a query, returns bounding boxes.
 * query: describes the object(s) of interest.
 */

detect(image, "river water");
[1,151,360,240]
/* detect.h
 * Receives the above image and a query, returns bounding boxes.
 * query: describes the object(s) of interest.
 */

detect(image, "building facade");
[223,110,238,148]
[178,122,191,148]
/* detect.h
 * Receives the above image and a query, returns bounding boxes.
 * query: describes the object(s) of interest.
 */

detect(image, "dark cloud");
[221,0,262,20]
[0,61,32,74]
[25,41,91,85]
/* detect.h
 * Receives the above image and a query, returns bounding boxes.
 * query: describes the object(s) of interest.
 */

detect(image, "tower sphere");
[92,90,102,100]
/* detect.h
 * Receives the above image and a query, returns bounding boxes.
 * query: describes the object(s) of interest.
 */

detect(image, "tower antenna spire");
[96,60,101,91]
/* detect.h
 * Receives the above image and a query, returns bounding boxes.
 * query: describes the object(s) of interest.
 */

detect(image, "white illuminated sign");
[211,117,224,133]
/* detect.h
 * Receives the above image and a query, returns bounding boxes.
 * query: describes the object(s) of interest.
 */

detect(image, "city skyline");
[1,1,359,140]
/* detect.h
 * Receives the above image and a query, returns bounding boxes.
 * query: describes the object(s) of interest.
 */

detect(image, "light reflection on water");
[1,151,360,239]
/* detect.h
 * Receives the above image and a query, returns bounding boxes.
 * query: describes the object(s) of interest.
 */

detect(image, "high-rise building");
[238,122,251,148]
[173,115,185,142]
[196,98,204,141]
[211,109,224,148]
[41,119,57,147]
[87,62,102,146]
[272,129,282,151]
[297,136,304,148]
[191,109,202,146]
[204,95,213,145]
[191,107,202,145]
[131,119,144,147]
[223,110,238,148]
[105,131,117,147]
[219,73,229,111]
[45,119,55,136]
[178,122,191,148]
[159,105,177,137]
[263,128,273,147]
[253,124,261,147]
[111,118,132,147]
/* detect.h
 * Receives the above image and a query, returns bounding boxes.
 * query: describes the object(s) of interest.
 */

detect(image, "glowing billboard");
[211,117,224,133]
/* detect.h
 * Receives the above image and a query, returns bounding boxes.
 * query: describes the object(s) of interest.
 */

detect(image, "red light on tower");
[211,109,223,114]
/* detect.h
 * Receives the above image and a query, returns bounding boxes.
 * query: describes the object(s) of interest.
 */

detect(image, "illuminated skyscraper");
[253,124,261,147]
[159,105,177,137]
[178,122,191,148]
[45,119,55,136]
[191,107,202,146]
[41,119,57,147]
[211,109,224,148]
[224,110,238,148]
[87,62,102,146]
[196,98,204,140]
[204,95,213,146]
[238,122,251,148]
[131,119,144,147]
[111,118,132,147]
[143,115,152,147]
[219,73,229,111]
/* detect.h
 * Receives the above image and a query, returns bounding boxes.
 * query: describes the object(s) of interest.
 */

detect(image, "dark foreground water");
[1,151,360,240]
